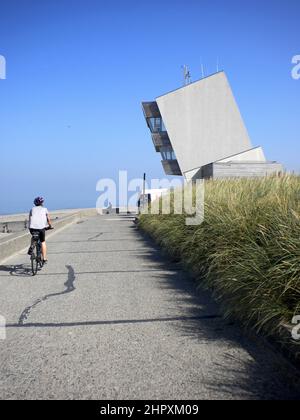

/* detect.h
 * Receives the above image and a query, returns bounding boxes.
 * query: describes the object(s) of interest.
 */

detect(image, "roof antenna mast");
[200,57,205,79]
[182,65,191,86]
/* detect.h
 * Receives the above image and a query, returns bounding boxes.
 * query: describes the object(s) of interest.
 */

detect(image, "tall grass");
[139,175,300,345]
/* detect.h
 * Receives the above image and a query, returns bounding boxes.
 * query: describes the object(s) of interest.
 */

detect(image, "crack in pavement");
[18,265,76,326]
[87,232,103,241]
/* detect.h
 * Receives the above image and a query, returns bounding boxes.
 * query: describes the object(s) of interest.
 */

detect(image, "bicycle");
[29,226,54,276]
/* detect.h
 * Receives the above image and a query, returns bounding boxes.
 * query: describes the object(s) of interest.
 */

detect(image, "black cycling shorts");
[30,229,46,243]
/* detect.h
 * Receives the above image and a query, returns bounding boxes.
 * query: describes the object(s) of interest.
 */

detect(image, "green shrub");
[139,175,300,340]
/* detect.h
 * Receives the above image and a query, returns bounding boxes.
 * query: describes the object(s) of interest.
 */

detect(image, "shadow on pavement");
[0,264,32,276]
[18,265,76,325]
[129,222,300,400]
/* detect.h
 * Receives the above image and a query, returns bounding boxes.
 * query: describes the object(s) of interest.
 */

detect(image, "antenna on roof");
[201,63,205,79]
[199,56,205,79]
[216,57,223,73]
[182,65,191,86]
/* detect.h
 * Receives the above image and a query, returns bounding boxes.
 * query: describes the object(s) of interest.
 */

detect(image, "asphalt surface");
[0,214,299,400]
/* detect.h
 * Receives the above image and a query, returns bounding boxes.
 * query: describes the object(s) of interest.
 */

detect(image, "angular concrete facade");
[142,71,283,180]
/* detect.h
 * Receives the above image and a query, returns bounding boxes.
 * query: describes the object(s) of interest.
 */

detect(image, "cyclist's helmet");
[34,196,44,206]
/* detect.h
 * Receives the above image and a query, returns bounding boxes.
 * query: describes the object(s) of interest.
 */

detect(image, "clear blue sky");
[0,0,299,214]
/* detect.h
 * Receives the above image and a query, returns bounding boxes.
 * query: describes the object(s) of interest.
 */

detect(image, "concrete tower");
[142,72,283,180]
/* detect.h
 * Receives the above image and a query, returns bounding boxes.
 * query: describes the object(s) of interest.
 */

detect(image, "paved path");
[0,215,299,400]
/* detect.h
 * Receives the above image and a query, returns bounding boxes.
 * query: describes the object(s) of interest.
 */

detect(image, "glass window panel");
[147,117,167,133]
[160,146,177,161]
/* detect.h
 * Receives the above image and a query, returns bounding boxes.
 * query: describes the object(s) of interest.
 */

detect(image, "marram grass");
[139,175,300,344]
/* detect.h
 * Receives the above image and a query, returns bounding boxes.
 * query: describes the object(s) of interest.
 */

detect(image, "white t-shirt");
[29,206,49,230]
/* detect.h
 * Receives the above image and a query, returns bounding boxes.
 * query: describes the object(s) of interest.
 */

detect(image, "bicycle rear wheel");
[37,242,44,269]
[31,245,38,276]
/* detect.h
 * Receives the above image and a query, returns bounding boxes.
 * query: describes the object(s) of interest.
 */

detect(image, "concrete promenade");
[0,214,299,400]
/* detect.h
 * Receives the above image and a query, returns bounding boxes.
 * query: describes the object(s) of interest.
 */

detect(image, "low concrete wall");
[0,208,99,223]
[99,206,138,215]
[0,209,98,263]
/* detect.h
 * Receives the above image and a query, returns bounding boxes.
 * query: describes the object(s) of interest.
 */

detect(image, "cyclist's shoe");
[27,246,33,256]
[43,259,48,265]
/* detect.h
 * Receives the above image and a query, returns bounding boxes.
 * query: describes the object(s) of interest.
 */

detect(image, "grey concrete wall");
[156,72,252,175]
[101,207,138,215]
[0,209,98,263]
[190,162,284,180]
[1,220,29,234]
[0,208,97,223]
[207,162,284,179]
[212,162,284,179]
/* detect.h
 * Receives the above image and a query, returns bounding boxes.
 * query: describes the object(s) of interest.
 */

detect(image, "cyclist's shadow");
[0,264,32,276]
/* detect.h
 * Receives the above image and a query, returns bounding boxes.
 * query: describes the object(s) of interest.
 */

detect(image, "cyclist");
[28,197,52,263]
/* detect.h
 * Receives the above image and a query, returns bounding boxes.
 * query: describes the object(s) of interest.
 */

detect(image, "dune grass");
[139,175,300,347]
